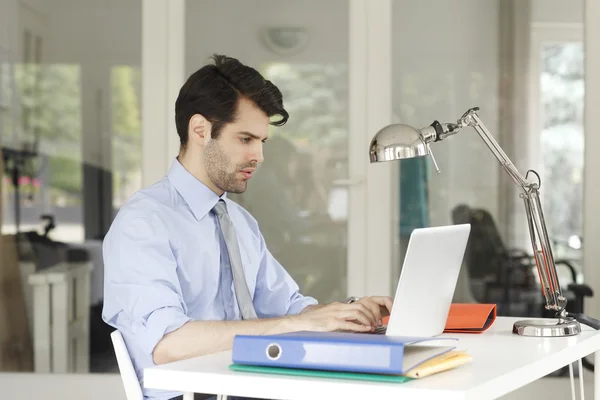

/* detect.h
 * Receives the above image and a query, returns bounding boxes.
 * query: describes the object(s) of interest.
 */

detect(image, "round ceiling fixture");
[259,26,310,56]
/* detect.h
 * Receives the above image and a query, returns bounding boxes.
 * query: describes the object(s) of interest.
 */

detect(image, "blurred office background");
[0,0,599,399]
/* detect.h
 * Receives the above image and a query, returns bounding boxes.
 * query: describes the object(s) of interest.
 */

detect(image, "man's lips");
[240,169,255,179]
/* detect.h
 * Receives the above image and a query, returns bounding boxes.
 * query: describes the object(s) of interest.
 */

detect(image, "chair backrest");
[451,204,472,225]
[110,330,143,400]
[451,205,510,279]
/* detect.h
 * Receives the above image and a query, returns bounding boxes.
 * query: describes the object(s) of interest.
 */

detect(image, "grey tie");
[212,200,258,320]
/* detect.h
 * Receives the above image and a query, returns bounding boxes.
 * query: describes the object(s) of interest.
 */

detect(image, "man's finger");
[339,309,373,328]
[336,320,372,333]
[357,297,382,324]
[351,302,379,326]
[369,296,393,313]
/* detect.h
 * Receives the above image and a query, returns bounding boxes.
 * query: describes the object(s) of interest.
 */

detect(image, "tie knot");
[212,200,228,216]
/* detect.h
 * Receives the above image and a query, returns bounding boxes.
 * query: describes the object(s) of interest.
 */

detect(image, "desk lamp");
[370,107,599,337]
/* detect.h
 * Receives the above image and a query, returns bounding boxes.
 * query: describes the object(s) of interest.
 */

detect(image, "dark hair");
[175,54,289,148]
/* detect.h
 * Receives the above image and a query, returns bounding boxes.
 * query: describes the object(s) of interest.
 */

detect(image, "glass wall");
[184,0,351,304]
[0,0,142,374]
[391,0,587,321]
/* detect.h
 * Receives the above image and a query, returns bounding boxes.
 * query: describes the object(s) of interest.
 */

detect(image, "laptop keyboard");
[371,325,387,334]
[344,325,388,334]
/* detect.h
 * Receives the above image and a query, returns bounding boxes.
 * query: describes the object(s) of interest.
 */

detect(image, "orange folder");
[443,303,496,333]
[381,303,496,334]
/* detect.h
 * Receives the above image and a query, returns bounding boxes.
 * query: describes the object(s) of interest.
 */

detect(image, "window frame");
[528,23,583,175]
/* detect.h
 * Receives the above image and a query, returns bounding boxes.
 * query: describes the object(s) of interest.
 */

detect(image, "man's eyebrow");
[239,131,268,140]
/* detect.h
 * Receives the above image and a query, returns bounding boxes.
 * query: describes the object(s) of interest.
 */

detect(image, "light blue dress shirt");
[102,158,318,400]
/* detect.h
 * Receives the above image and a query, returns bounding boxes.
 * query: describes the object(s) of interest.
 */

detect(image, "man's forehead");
[226,98,270,139]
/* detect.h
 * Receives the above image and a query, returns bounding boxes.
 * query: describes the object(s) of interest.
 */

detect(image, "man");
[102,54,392,400]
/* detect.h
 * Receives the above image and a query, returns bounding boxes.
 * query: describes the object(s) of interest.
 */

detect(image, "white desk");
[144,317,600,400]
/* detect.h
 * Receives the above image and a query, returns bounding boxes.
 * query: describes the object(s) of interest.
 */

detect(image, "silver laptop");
[372,224,471,337]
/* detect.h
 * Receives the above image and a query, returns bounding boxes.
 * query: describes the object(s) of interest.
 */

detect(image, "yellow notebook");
[404,350,472,378]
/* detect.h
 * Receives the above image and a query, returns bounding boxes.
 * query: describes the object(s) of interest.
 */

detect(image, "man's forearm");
[301,304,325,313]
[153,317,297,365]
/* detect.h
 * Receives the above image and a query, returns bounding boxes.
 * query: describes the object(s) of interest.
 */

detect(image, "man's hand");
[291,302,374,332]
[292,296,393,333]
[356,296,393,325]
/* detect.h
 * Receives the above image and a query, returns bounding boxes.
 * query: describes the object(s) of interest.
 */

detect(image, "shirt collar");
[167,158,227,221]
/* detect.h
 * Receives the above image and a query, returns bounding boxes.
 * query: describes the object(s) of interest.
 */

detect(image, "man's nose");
[252,143,264,164]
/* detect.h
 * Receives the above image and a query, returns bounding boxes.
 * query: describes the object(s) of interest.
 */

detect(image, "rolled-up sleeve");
[253,233,318,318]
[102,213,191,356]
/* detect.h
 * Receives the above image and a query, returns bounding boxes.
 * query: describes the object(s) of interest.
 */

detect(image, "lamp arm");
[430,107,567,315]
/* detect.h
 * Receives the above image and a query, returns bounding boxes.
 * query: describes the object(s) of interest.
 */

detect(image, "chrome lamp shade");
[369,124,429,163]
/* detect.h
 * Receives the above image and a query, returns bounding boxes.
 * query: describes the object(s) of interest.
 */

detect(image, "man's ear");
[188,114,212,146]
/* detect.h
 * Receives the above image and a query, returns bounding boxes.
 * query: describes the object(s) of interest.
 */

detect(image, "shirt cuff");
[287,295,318,315]
[134,306,192,357]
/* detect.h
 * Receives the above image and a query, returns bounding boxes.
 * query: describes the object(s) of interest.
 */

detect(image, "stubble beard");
[204,139,248,194]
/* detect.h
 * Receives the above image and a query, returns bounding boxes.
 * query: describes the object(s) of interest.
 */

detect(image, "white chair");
[111,330,229,400]
[111,330,143,400]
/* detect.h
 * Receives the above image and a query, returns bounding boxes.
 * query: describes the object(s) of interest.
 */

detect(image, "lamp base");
[513,318,581,337]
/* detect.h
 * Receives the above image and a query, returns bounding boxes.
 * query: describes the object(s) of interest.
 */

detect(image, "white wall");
[44,0,141,65]
[19,0,51,15]
[0,0,10,51]
[184,0,348,74]
[532,0,583,23]
[0,0,19,56]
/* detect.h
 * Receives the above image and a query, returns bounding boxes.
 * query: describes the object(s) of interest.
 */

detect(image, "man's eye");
[241,137,250,144]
